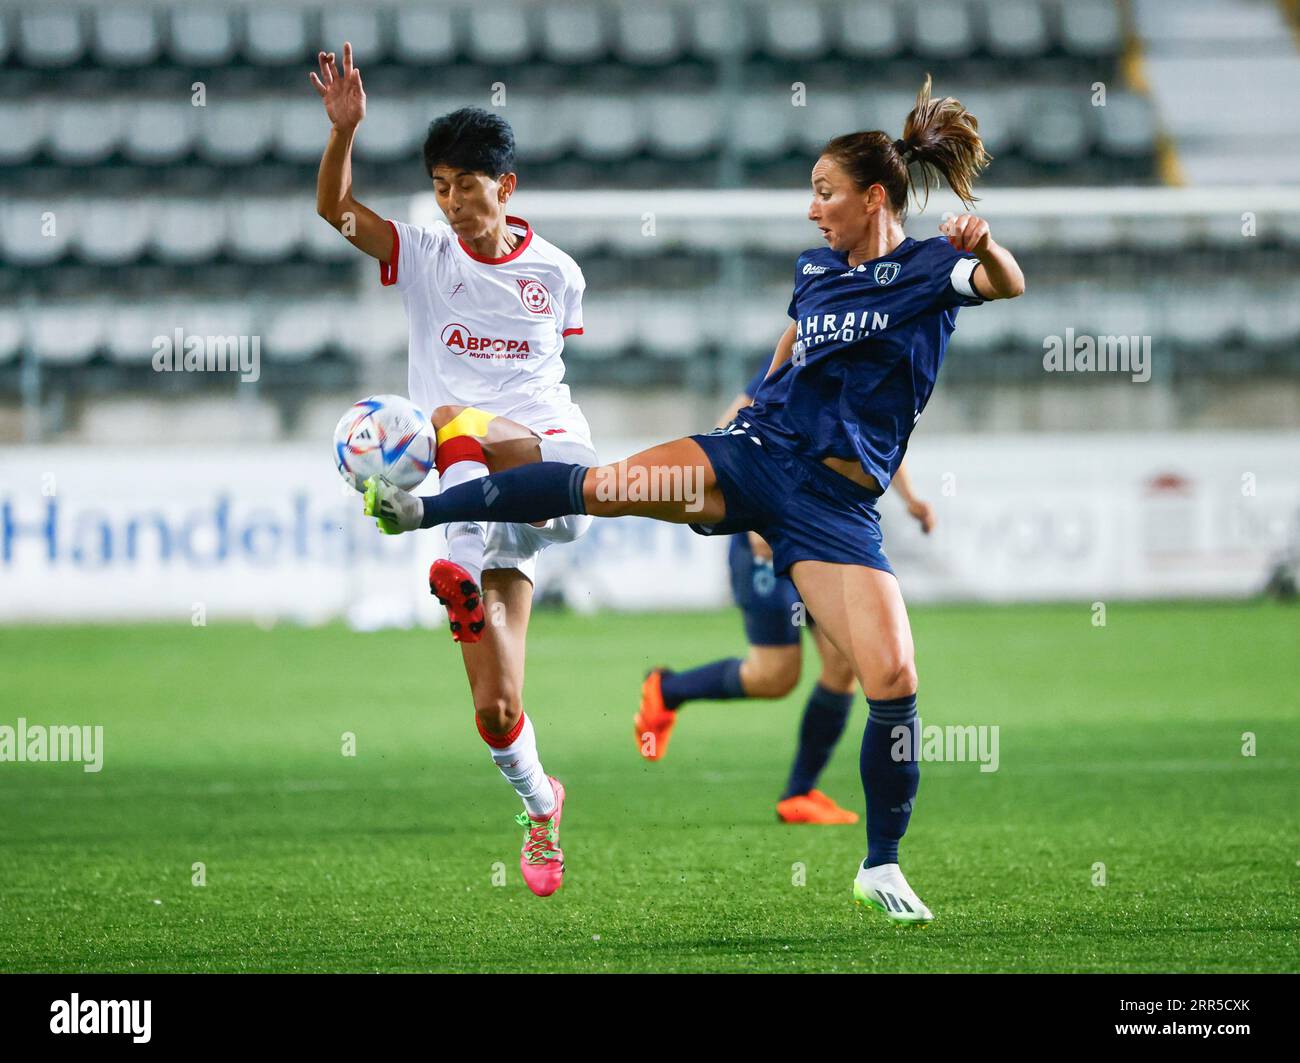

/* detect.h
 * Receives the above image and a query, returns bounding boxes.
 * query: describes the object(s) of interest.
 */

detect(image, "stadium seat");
[1096,93,1157,158]
[338,302,408,363]
[181,302,258,354]
[572,96,643,161]
[1239,281,1300,345]
[319,9,387,64]
[760,2,829,62]
[31,304,105,365]
[839,0,903,59]
[1021,92,1090,164]
[731,290,793,351]
[505,97,571,163]
[301,211,357,262]
[794,92,862,154]
[265,301,338,362]
[151,199,226,264]
[47,101,123,166]
[228,198,304,262]
[104,302,175,365]
[195,99,276,165]
[913,1,975,60]
[1,200,73,266]
[573,296,637,354]
[539,3,609,65]
[18,9,85,68]
[352,97,422,164]
[1163,285,1228,347]
[1060,0,1122,58]
[244,9,308,67]
[0,100,45,166]
[466,7,533,65]
[276,97,333,164]
[169,9,240,67]
[122,102,195,166]
[986,0,1049,58]
[690,2,752,60]
[78,201,151,266]
[614,6,683,65]
[960,89,1021,158]
[636,293,703,359]
[393,6,458,65]
[645,94,721,159]
[736,94,796,161]
[92,7,162,68]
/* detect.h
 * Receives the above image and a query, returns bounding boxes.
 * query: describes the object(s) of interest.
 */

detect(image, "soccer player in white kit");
[310,44,595,896]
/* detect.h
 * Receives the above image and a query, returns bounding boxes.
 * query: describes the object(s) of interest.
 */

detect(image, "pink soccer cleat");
[515,777,566,897]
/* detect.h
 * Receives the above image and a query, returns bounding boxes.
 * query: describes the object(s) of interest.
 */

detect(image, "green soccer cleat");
[363,475,422,535]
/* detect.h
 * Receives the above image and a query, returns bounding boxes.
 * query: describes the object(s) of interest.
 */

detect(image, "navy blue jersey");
[743,236,983,492]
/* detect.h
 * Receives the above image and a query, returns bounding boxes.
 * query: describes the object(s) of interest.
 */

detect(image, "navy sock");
[860,693,919,868]
[421,462,587,529]
[783,683,855,799]
[660,659,745,710]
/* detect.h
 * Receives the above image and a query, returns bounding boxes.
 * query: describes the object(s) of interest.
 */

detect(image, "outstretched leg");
[367,436,730,532]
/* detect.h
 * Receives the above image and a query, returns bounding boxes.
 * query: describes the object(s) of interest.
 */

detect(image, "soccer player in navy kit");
[369,76,1025,923]
[636,360,937,829]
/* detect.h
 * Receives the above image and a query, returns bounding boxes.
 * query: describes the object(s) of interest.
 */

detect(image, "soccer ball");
[333,394,436,493]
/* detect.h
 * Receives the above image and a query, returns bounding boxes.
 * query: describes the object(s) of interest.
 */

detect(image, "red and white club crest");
[517,278,553,315]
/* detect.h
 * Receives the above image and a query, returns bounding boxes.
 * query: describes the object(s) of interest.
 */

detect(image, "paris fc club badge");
[874,261,900,286]
[517,278,553,315]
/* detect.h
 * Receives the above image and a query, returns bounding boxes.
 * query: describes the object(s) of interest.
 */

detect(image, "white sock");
[483,713,555,819]
[441,458,489,586]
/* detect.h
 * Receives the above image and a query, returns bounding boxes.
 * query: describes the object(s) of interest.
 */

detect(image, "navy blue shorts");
[690,421,893,580]
[728,534,802,646]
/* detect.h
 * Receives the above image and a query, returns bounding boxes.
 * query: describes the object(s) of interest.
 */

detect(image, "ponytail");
[822,74,990,218]
[898,73,990,211]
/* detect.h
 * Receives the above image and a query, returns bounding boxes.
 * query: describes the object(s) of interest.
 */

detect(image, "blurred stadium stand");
[0,0,1297,444]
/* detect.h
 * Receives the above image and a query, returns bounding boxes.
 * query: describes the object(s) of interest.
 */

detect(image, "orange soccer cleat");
[776,789,860,825]
[634,669,677,761]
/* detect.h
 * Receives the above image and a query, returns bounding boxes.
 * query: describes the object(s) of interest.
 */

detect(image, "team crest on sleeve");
[517,278,553,315]
[874,262,901,286]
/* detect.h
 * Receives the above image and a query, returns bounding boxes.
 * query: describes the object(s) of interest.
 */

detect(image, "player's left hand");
[363,476,422,534]
[940,213,991,256]
[907,498,936,535]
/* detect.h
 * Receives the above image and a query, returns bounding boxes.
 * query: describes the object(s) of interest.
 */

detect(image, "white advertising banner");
[0,433,1295,622]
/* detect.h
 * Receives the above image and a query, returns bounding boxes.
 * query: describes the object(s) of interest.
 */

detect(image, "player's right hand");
[747,531,774,561]
[309,41,366,131]
[364,476,422,535]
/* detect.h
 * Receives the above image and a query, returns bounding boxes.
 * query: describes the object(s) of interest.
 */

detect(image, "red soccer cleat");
[429,559,486,643]
[634,669,677,761]
[776,789,860,825]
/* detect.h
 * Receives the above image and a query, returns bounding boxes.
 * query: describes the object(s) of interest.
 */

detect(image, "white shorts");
[482,430,597,583]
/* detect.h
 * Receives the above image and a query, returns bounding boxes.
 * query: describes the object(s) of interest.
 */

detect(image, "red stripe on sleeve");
[561,327,584,337]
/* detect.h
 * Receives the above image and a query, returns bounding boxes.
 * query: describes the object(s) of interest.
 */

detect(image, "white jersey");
[381,214,592,446]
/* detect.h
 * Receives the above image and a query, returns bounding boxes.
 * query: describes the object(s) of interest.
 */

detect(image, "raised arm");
[309,43,395,262]
[941,214,1025,301]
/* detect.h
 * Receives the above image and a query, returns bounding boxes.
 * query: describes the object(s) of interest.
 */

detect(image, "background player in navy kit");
[369,75,1026,923]
[636,361,937,828]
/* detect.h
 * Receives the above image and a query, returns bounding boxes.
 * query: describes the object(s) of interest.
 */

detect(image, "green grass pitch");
[1,601,1295,973]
